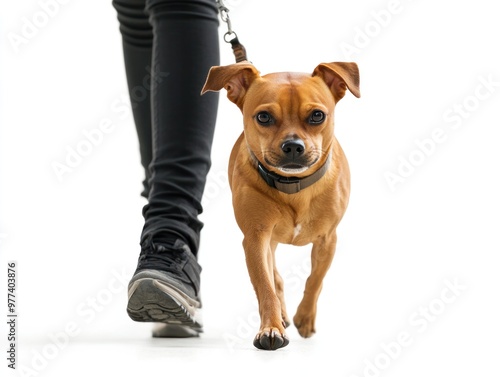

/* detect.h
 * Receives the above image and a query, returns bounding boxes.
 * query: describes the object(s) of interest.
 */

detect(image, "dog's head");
[202,62,360,176]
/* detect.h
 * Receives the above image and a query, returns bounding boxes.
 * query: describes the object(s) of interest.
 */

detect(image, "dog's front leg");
[243,234,289,350]
[294,231,337,338]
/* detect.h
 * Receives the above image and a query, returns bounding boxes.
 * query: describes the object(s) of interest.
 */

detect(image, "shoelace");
[138,242,186,274]
[136,237,202,296]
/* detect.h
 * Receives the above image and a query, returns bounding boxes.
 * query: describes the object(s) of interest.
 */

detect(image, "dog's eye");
[308,110,325,125]
[256,111,274,126]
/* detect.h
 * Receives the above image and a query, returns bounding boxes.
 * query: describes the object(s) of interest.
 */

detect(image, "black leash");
[216,0,248,63]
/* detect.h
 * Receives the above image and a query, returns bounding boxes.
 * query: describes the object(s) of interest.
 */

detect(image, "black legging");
[112,0,220,256]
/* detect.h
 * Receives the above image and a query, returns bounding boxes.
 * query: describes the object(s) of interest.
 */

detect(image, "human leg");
[112,0,220,334]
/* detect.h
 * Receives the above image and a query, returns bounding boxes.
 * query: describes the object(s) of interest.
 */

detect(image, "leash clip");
[216,0,249,63]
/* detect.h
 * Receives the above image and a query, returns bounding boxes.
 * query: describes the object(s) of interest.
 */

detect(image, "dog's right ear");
[201,62,260,109]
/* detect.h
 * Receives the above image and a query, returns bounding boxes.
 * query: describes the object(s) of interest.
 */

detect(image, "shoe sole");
[127,276,203,336]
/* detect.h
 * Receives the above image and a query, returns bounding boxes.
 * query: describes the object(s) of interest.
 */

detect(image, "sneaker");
[127,239,203,336]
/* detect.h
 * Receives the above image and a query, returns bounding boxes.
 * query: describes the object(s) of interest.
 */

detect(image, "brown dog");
[202,61,360,350]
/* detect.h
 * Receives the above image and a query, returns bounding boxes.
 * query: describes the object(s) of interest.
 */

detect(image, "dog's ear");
[313,62,360,101]
[201,62,260,109]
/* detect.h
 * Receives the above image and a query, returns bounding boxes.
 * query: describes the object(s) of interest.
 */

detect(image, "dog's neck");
[250,153,331,194]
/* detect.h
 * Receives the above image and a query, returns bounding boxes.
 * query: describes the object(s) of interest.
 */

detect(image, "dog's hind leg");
[294,231,337,338]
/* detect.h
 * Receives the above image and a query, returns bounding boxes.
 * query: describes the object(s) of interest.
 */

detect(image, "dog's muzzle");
[276,139,310,173]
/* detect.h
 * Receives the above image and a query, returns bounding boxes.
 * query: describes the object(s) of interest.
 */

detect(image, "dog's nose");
[281,139,305,158]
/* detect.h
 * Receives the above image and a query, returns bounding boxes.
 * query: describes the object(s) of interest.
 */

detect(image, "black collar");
[255,154,331,194]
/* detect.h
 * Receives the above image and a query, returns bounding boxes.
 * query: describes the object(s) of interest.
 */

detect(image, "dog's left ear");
[313,62,360,101]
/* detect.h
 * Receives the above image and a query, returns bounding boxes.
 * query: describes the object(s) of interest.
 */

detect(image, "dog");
[201,61,360,350]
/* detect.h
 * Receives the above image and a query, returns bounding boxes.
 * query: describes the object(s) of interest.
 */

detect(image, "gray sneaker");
[127,239,203,336]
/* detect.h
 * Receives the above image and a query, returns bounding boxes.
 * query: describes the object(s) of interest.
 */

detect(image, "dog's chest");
[273,212,326,246]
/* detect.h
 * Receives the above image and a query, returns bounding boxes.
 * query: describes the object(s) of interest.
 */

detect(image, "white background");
[1,0,500,376]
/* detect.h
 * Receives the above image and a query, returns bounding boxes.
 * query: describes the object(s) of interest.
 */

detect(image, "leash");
[216,0,248,63]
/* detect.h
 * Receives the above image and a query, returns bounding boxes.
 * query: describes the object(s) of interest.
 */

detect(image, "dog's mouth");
[277,163,309,174]
[264,156,319,176]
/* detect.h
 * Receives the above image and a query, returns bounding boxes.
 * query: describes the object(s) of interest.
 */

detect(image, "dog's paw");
[293,312,316,338]
[253,328,289,350]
